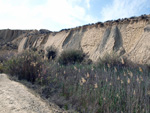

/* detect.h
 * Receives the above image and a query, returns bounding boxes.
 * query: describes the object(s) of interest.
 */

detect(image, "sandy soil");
[0,74,64,113]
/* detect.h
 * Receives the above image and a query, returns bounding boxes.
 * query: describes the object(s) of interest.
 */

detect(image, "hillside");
[0,14,150,64]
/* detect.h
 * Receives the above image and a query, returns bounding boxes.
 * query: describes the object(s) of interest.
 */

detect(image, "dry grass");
[1,50,150,113]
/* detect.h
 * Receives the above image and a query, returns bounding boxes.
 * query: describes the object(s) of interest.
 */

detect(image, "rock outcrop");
[0,14,150,64]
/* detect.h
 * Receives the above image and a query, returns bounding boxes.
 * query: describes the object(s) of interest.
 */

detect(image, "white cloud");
[0,0,43,28]
[86,0,91,9]
[0,0,95,31]
[100,0,149,21]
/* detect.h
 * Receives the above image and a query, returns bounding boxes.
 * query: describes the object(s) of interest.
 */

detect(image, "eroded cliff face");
[0,29,31,50]
[0,15,150,64]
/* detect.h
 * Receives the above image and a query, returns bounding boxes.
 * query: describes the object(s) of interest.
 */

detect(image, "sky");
[0,0,150,31]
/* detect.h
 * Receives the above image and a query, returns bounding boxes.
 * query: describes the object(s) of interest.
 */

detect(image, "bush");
[0,51,16,63]
[98,52,129,69]
[58,50,85,65]
[4,50,44,83]
[31,47,37,52]
[0,63,4,73]
[45,46,57,60]
[146,64,150,73]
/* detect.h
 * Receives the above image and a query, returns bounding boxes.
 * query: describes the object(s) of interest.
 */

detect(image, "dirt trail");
[0,74,64,113]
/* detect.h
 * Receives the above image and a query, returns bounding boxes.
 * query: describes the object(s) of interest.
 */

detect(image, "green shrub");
[146,64,150,73]
[98,52,119,67]
[0,63,4,73]
[4,50,43,83]
[45,46,57,60]
[58,50,85,65]
[98,52,130,69]
[31,47,37,52]
[0,51,16,63]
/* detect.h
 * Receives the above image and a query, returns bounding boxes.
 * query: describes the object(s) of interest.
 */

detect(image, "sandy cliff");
[0,15,150,64]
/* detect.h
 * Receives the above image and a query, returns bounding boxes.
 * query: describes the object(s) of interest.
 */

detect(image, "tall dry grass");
[2,50,150,113]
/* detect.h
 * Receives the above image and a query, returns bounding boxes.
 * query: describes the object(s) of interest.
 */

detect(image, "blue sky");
[0,0,150,31]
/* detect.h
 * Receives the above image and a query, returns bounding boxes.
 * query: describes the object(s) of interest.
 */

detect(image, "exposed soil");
[0,74,64,113]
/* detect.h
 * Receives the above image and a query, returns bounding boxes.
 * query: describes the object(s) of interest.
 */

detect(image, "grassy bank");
[1,50,150,113]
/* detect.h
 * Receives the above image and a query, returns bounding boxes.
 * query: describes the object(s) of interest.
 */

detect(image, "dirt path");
[0,74,64,113]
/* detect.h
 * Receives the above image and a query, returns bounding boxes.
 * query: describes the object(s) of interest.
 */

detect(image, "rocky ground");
[0,74,65,113]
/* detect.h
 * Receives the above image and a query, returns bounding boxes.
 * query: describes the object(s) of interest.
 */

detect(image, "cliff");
[0,15,150,64]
